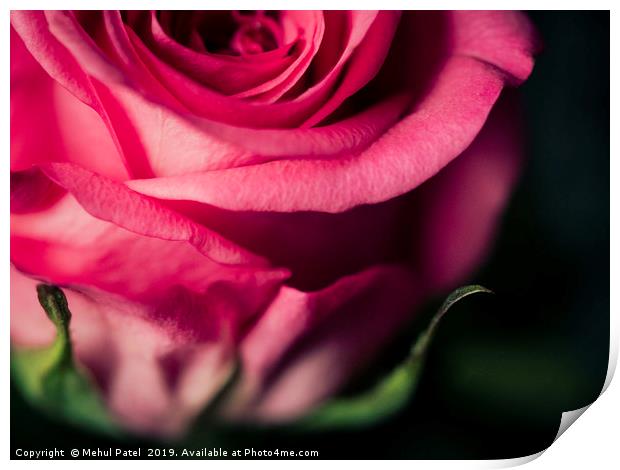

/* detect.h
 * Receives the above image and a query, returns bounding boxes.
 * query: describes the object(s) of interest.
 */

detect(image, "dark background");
[12,11,610,459]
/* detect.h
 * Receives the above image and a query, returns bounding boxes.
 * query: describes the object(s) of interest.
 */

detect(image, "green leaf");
[11,284,119,435]
[297,285,493,431]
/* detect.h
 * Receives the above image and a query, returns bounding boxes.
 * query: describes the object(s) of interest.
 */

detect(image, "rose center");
[154,11,286,56]
[230,11,283,55]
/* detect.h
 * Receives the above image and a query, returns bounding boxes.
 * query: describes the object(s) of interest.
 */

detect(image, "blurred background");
[12,11,610,459]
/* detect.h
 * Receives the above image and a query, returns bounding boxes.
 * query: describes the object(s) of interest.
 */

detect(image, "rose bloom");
[10,10,536,436]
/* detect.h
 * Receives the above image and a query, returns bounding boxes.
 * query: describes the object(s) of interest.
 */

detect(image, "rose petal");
[40,162,271,266]
[11,193,287,306]
[10,24,128,180]
[161,189,409,292]
[11,11,159,179]
[225,265,419,421]
[412,91,525,291]
[302,11,401,126]
[448,10,538,85]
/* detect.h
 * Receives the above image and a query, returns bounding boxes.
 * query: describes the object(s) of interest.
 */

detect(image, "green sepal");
[297,285,493,430]
[11,284,119,435]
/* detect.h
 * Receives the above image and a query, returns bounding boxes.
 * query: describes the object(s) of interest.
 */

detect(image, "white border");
[2,2,616,468]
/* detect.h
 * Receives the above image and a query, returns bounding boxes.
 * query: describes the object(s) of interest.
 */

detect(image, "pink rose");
[10,10,536,436]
